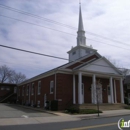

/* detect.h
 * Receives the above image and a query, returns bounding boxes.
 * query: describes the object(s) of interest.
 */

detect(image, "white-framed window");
[127,84,130,89]
[38,81,41,95]
[26,85,29,95]
[22,86,24,96]
[72,51,76,55]
[37,100,40,107]
[50,81,54,94]
[18,88,20,96]
[32,83,34,95]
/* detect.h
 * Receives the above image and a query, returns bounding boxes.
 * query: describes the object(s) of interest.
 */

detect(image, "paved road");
[0,115,130,130]
[0,103,56,118]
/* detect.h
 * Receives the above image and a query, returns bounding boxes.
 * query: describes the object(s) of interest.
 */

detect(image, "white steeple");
[77,3,86,46]
[67,2,97,62]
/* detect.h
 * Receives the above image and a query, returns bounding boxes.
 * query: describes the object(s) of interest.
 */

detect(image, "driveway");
[0,103,56,118]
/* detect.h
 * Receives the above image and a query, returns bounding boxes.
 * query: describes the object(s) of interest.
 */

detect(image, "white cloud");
[0,0,130,78]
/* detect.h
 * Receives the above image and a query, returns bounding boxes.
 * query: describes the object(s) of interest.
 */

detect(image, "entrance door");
[107,85,111,103]
[91,83,102,104]
[82,83,84,104]
[97,83,102,104]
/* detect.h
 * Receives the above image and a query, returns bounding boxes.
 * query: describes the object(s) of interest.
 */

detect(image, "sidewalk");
[0,108,130,126]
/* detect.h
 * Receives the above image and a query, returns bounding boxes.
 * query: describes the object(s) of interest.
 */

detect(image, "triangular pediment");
[79,57,121,75]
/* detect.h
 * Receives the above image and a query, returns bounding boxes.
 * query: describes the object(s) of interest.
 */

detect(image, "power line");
[1,14,130,51]
[0,14,76,36]
[87,38,130,51]
[0,44,125,69]
[0,4,76,30]
[0,44,68,60]
[0,4,130,47]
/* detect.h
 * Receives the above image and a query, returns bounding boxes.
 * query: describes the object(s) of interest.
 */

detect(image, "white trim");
[110,77,114,103]
[78,72,82,104]
[114,80,117,103]
[31,83,34,95]
[120,78,124,103]
[37,81,41,95]
[79,57,122,75]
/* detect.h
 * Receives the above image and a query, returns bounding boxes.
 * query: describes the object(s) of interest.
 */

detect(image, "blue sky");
[0,0,130,78]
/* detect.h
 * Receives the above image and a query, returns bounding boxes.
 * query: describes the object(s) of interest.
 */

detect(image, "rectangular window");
[32,83,34,95]
[38,81,41,95]
[50,81,54,94]
[37,100,40,107]
[22,86,24,96]
[26,85,29,95]
[127,84,130,89]
[72,51,76,55]
[18,88,20,96]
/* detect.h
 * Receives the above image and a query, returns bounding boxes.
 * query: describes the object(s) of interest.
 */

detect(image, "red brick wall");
[0,84,16,97]
[19,75,55,107]
[56,73,73,110]
[18,73,123,110]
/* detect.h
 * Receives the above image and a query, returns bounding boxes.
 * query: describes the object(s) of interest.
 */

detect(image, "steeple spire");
[77,2,86,46]
[78,2,84,31]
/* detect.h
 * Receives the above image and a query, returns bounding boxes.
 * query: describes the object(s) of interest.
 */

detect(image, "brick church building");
[18,4,124,110]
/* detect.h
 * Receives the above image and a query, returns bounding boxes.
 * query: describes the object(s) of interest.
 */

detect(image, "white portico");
[72,71,124,105]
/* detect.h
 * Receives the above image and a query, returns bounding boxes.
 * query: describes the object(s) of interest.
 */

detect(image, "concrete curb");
[80,113,130,120]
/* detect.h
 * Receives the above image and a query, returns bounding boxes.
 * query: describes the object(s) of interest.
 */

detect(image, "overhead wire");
[0,44,126,69]
[0,14,130,51]
[0,4,130,47]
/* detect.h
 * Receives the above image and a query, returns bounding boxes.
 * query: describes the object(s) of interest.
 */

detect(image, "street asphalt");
[0,115,130,130]
[0,103,130,129]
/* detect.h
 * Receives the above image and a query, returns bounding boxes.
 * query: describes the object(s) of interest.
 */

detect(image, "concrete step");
[74,104,127,111]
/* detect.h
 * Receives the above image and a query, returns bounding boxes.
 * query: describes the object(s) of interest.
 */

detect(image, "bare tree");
[9,71,26,84]
[0,65,13,83]
[105,56,123,68]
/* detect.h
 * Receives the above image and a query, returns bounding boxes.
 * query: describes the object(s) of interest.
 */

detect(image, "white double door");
[91,83,102,104]
[107,86,111,103]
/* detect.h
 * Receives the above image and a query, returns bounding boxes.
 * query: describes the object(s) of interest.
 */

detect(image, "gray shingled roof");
[124,75,130,84]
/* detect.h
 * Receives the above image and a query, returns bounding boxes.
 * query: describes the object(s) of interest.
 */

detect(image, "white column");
[73,74,76,104]
[120,78,124,103]
[114,79,117,103]
[110,77,114,103]
[78,72,82,104]
[93,74,96,104]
